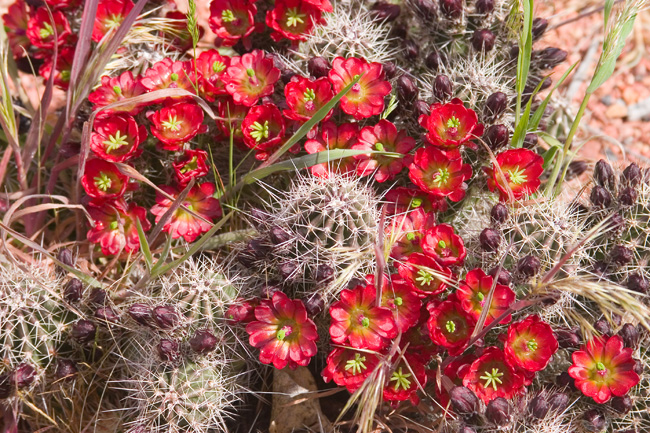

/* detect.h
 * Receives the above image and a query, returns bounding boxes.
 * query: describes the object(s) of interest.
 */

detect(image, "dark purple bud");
[95,307,120,324]
[486,397,511,426]
[14,364,35,389]
[304,294,325,316]
[610,395,632,415]
[449,386,479,415]
[590,186,612,208]
[528,395,549,419]
[548,391,571,410]
[532,18,549,40]
[371,2,401,22]
[517,255,541,277]
[89,288,107,306]
[403,39,420,61]
[308,57,330,78]
[490,203,509,224]
[618,323,639,348]
[71,320,97,344]
[315,264,334,282]
[439,0,462,18]
[55,359,77,381]
[619,187,638,206]
[627,273,648,294]
[433,75,453,102]
[348,277,365,289]
[594,159,615,190]
[476,0,494,14]
[634,359,643,375]
[458,428,477,433]
[64,279,84,303]
[157,339,180,363]
[382,61,398,80]
[535,47,568,69]
[397,75,419,104]
[621,162,641,188]
[522,133,539,149]
[269,226,292,244]
[610,245,633,266]
[415,100,430,117]
[555,327,581,349]
[425,51,441,71]
[483,124,509,150]
[582,408,608,432]
[153,306,179,330]
[472,29,496,51]
[594,319,612,336]
[281,69,295,85]
[566,160,588,180]
[479,228,501,252]
[57,248,74,273]
[128,303,153,325]
[412,0,436,19]
[0,373,14,399]
[488,267,511,286]
[509,45,520,59]
[484,92,508,121]
[592,260,609,276]
[279,261,298,280]
[189,329,219,354]
[248,238,270,258]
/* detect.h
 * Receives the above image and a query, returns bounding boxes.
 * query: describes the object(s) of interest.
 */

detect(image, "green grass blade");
[528,62,579,132]
[135,218,152,271]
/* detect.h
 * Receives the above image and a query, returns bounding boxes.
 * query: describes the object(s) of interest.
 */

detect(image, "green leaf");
[151,234,173,274]
[135,218,152,270]
[516,0,534,97]
[512,76,545,148]
[528,62,579,132]
[587,17,637,93]
[538,132,564,169]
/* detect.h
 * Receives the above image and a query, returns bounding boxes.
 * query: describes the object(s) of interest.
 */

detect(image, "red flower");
[398,253,453,298]
[378,276,422,332]
[568,335,640,404]
[284,76,333,122]
[303,0,332,12]
[148,102,205,151]
[427,300,475,355]
[408,146,472,202]
[39,46,74,90]
[421,224,466,267]
[241,104,286,161]
[89,71,147,115]
[485,148,544,201]
[91,114,146,162]
[87,200,150,256]
[92,0,134,42]
[26,8,71,51]
[44,0,80,9]
[463,347,526,402]
[504,315,557,373]
[216,98,248,142]
[383,354,427,403]
[352,120,415,183]
[436,353,477,408]
[419,98,484,151]
[328,57,391,120]
[194,50,231,101]
[173,149,210,186]
[386,208,438,260]
[322,347,380,393]
[385,186,448,216]
[2,0,30,59]
[456,268,515,326]
[81,159,129,200]
[246,292,318,369]
[208,0,256,46]
[266,0,325,42]
[224,50,280,106]
[329,283,398,350]
[150,183,222,243]
[226,298,257,323]
[304,121,359,178]
[140,59,196,95]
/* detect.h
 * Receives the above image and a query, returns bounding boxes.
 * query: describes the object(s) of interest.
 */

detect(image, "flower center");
[109,220,119,230]
[438,240,447,249]
[480,367,504,391]
[103,130,130,153]
[286,7,306,27]
[249,120,270,142]
[94,172,113,191]
[221,9,236,23]
[390,367,412,391]
[432,168,450,185]
[351,79,362,92]
[303,88,316,101]
[170,72,179,82]
[104,13,124,31]
[446,320,456,333]
[359,314,370,328]
[246,68,256,77]
[60,70,71,82]
[477,292,484,302]
[113,85,122,95]
[526,339,538,351]
[39,22,54,39]
[276,325,293,341]
[596,362,608,376]
[162,114,183,132]
[507,166,528,185]
[212,61,226,73]
[393,296,403,306]
[179,156,199,174]
[415,269,434,286]
[410,198,422,208]
[344,353,367,375]
[406,232,416,241]
[375,142,385,151]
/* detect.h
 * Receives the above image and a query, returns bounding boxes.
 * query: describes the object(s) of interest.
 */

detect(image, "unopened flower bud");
[153,305,179,329]
[610,245,633,265]
[486,397,511,425]
[590,186,612,208]
[269,226,291,244]
[281,69,295,85]
[476,0,494,14]
[397,75,419,104]
[95,307,120,324]
[491,203,509,224]
[439,0,462,18]
[449,386,479,415]
[555,327,581,348]
[605,213,625,233]
[415,100,430,116]
[128,303,153,325]
[89,288,107,306]
[433,75,453,102]
[609,395,632,415]
[618,323,639,348]
[619,187,638,206]
[55,359,78,381]
[403,39,420,61]
[594,159,615,190]
[412,0,436,19]
[304,294,325,316]
[566,160,588,180]
[315,264,334,282]
[548,391,571,410]
[425,51,441,71]
[594,319,612,336]
[382,61,398,79]
[532,18,549,40]
[528,395,549,419]
[621,162,641,188]
[634,359,643,375]
[489,267,511,285]
[14,364,35,389]
[71,320,97,343]
[535,47,568,69]
[308,57,330,78]
[279,261,298,280]
[627,273,648,294]
[157,339,180,363]
[472,29,496,51]
[57,248,74,273]
[522,133,539,149]
[64,278,84,303]
[189,329,219,354]
[480,228,501,252]
[582,408,608,433]
[371,1,401,22]
[517,255,540,278]
[484,92,508,121]
[0,373,14,399]
[247,238,270,258]
[483,124,509,150]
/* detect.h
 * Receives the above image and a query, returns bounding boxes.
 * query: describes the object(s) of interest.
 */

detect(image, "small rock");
[605,103,628,119]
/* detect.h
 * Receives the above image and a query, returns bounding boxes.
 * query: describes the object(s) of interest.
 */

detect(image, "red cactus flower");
[304,121,359,177]
[91,114,147,162]
[385,186,448,216]
[419,98,484,151]
[386,208,438,260]
[485,148,544,201]
[435,353,477,409]
[266,0,325,42]
[352,120,415,183]
[322,347,380,393]
[194,50,231,101]
[44,0,80,9]
[148,102,205,151]
[568,335,640,404]
[401,310,439,361]
[89,71,147,115]
[92,0,134,42]
[173,149,210,186]
[398,253,453,298]
[246,291,318,369]
[224,50,280,106]
[408,146,472,202]
[87,200,150,256]
[303,0,332,12]
[504,315,558,373]
[226,298,258,323]
[139,58,196,95]
[81,159,129,200]
[329,283,398,350]
[150,183,222,243]
[463,347,526,402]
[216,98,247,142]
[456,268,515,326]
[26,8,72,51]
[284,76,333,122]
[38,46,74,90]
[384,354,427,403]
[208,0,256,46]
[2,0,30,59]
[427,300,476,355]
[241,104,286,161]
[421,224,466,267]
[328,57,391,120]
[378,276,422,332]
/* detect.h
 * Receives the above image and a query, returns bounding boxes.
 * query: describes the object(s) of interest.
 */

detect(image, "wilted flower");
[172,149,210,186]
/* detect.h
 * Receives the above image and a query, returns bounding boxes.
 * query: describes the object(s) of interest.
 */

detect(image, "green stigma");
[361,317,370,328]
[438,240,447,249]
[406,232,416,241]
[445,320,456,333]
[477,292,484,302]
[394,296,403,306]
[596,362,606,372]
[507,166,528,185]
[411,198,422,208]
[527,340,538,351]
[375,142,385,151]
[276,325,292,341]
[109,220,119,230]
[286,7,306,27]
[344,353,367,375]
[221,9,236,22]
[170,72,179,81]
[303,88,316,101]
[415,269,434,286]
[249,120,270,143]
[102,130,130,153]
[39,22,54,39]
[113,85,122,95]
[446,116,461,129]
[389,367,412,391]
[212,61,226,73]
[246,68,255,77]
[94,172,113,192]
[480,367,504,391]
[161,114,183,132]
